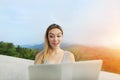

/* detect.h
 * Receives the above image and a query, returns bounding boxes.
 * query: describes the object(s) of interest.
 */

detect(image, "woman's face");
[48,28,63,49]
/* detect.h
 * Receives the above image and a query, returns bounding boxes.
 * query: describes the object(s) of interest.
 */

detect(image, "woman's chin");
[51,46,59,49]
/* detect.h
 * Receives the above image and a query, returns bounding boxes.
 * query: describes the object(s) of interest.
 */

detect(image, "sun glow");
[100,34,120,48]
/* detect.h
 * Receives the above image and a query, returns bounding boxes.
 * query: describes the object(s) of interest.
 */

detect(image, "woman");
[34,24,75,64]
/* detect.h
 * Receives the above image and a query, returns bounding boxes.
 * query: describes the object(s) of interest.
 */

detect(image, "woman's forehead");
[48,28,62,35]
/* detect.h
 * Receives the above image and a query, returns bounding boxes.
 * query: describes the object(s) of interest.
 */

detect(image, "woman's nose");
[53,37,57,41]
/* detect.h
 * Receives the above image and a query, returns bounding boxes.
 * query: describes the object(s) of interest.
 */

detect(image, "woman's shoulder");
[64,50,73,55]
[35,51,44,58]
[34,51,44,64]
[64,50,75,62]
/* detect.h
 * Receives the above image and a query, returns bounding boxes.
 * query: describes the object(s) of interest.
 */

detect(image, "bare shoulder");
[35,51,43,58]
[66,51,74,56]
[65,51,75,62]
[34,51,43,64]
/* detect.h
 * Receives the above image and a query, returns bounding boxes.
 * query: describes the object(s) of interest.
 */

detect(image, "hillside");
[65,45,120,74]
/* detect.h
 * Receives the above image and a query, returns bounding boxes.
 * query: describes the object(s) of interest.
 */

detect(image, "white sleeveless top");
[44,51,71,64]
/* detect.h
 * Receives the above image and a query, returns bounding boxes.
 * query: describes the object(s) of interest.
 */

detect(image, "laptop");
[28,60,102,80]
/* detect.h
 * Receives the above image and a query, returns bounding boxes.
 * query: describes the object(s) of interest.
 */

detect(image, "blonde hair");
[37,24,63,64]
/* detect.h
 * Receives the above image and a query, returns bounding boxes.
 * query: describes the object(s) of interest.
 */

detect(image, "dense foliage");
[0,41,39,60]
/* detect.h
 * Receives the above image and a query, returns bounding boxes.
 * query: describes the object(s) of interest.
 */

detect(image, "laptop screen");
[28,60,102,80]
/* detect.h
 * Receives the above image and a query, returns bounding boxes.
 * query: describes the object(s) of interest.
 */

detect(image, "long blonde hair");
[38,24,63,64]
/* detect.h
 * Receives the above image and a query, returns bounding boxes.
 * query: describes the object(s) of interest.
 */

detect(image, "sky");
[0,0,120,48]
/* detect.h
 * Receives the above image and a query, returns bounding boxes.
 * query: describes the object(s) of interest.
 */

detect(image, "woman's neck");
[50,47,62,55]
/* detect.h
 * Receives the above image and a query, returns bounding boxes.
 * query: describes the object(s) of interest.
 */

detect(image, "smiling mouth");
[52,43,59,46]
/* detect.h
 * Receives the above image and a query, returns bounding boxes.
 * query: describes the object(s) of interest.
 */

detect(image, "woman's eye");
[57,35,61,37]
[49,36,54,38]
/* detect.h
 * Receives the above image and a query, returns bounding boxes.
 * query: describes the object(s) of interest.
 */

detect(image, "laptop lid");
[28,60,102,80]
[28,64,61,80]
[71,60,102,80]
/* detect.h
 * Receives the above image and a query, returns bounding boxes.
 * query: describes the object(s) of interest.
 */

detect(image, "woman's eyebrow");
[48,33,54,35]
[49,32,62,35]
[57,32,62,34]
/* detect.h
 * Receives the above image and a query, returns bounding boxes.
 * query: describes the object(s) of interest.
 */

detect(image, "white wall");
[0,55,34,80]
